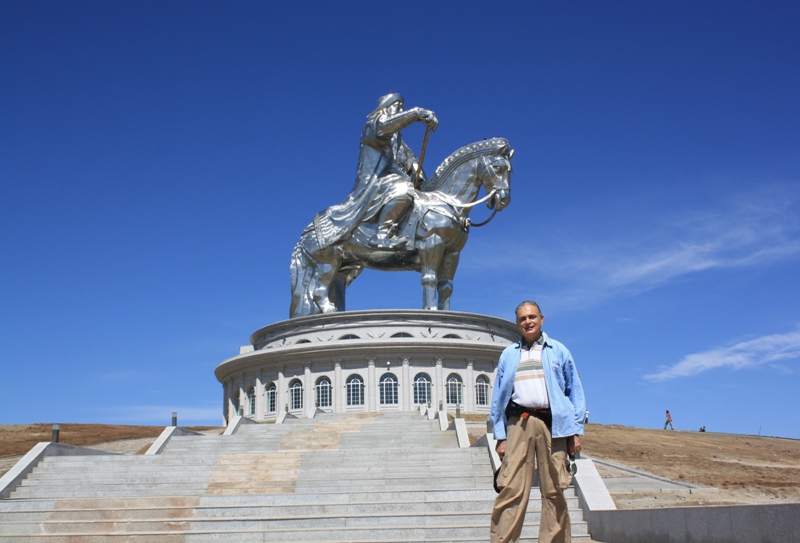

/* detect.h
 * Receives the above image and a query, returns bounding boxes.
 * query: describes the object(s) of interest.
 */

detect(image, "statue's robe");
[313,113,419,248]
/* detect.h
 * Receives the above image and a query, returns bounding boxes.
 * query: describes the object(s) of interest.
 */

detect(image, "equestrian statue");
[290,93,513,318]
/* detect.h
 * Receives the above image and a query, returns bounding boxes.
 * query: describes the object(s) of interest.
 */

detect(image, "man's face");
[387,101,403,114]
[516,304,544,344]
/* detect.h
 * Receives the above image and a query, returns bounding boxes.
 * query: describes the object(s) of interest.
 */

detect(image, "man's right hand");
[416,108,438,131]
[495,439,506,459]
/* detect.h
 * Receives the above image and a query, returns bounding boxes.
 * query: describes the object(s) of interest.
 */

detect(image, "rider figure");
[311,93,438,249]
[359,93,438,245]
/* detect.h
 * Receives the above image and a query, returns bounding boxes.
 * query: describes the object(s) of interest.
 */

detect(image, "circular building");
[215,309,519,422]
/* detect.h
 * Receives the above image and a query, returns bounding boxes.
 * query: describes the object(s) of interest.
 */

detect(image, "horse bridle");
[447,155,509,227]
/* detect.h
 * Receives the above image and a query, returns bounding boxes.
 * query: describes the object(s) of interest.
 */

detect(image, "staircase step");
[0,412,592,541]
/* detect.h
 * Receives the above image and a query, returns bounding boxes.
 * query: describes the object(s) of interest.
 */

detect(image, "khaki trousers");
[490,414,572,543]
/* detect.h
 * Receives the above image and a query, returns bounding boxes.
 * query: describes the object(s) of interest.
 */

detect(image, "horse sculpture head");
[476,144,512,213]
[420,137,512,216]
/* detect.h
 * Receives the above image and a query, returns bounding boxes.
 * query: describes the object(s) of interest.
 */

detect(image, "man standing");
[313,93,438,249]
[490,301,586,543]
[664,410,674,430]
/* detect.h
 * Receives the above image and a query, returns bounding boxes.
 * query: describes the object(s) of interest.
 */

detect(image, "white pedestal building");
[215,310,520,423]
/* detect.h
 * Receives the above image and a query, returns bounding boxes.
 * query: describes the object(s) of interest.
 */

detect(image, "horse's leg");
[330,266,364,312]
[290,239,321,318]
[419,233,445,310]
[437,251,460,311]
[309,247,342,314]
[290,267,314,318]
[328,275,346,312]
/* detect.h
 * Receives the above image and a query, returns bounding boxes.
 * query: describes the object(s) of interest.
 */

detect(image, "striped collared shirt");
[510,334,550,409]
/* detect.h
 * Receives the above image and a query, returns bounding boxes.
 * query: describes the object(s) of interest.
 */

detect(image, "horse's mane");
[418,137,510,192]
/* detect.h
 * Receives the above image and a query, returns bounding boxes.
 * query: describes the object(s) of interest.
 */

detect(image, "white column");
[255,375,263,420]
[223,381,231,425]
[277,367,286,413]
[304,364,313,415]
[401,357,410,411]
[367,358,376,411]
[237,376,245,416]
[334,359,342,413]
[435,358,444,410]
[465,358,475,413]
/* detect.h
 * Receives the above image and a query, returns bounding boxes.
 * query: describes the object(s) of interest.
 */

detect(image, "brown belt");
[506,401,552,426]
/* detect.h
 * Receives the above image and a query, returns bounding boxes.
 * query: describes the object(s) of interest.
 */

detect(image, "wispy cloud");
[463,184,800,309]
[644,326,800,381]
[608,190,800,290]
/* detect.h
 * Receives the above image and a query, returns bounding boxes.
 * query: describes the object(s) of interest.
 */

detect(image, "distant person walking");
[664,410,674,430]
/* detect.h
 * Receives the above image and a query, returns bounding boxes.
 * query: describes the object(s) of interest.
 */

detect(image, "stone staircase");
[0,412,590,542]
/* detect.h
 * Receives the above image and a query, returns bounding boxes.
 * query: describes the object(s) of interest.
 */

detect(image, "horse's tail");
[289,224,319,318]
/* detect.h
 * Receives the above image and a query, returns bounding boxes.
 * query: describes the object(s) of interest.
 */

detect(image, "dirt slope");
[582,423,800,506]
[0,423,219,463]
[2,422,798,506]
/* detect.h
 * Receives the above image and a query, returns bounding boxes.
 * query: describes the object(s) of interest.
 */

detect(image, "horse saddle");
[351,222,411,250]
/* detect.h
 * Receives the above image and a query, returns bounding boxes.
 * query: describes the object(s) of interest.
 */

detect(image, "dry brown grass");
[0,423,220,459]
[582,424,800,501]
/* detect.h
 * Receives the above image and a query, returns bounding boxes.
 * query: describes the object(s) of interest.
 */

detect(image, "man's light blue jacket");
[490,332,586,440]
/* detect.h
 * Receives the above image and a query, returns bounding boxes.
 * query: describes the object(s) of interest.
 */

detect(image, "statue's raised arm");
[290,94,513,318]
[371,94,438,138]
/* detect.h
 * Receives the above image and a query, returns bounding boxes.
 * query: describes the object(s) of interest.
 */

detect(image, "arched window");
[265,383,276,413]
[379,373,398,405]
[442,334,462,339]
[339,334,360,340]
[296,339,311,344]
[391,332,413,338]
[247,387,256,415]
[475,375,491,406]
[316,377,332,408]
[446,374,463,405]
[289,379,303,410]
[413,373,432,406]
[346,374,364,406]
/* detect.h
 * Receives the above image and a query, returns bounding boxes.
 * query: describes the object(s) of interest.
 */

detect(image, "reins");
[427,189,501,228]
[469,206,499,227]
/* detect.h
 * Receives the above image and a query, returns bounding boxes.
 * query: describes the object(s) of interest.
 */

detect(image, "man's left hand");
[567,435,581,457]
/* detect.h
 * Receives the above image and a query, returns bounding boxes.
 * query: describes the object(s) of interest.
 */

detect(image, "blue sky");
[2,1,799,437]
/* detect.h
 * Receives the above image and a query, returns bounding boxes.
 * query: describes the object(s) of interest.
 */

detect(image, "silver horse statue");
[290,137,513,318]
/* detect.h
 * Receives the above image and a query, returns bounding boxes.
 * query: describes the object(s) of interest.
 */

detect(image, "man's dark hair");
[515,300,542,317]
